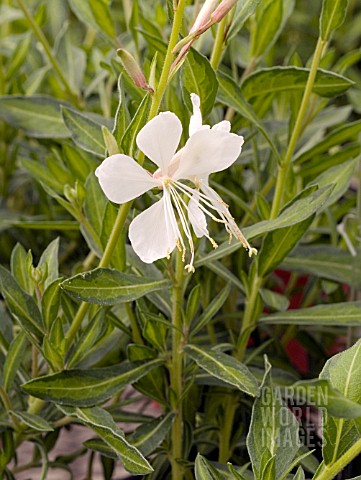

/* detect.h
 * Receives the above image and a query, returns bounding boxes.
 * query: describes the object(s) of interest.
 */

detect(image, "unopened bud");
[211,0,237,22]
[116,49,154,93]
[191,0,220,33]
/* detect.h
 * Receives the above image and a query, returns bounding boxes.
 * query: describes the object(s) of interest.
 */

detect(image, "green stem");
[148,0,187,119]
[315,438,361,480]
[218,273,261,462]
[210,16,227,70]
[169,250,185,480]
[16,0,79,105]
[270,37,327,219]
[64,0,187,350]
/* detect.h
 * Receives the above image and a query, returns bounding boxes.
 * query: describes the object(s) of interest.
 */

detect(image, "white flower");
[95,94,257,272]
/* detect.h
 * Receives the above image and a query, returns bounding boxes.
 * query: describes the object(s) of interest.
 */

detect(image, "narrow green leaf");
[185,345,259,396]
[121,93,151,156]
[0,266,44,345]
[196,185,333,266]
[227,0,262,41]
[259,301,361,327]
[129,413,175,456]
[290,379,361,419]
[10,243,33,295]
[38,238,59,289]
[62,107,106,156]
[191,283,232,336]
[320,339,361,465]
[281,246,361,289]
[68,0,115,41]
[259,289,290,312]
[60,405,153,474]
[257,215,314,277]
[66,311,106,368]
[21,359,163,406]
[3,332,27,392]
[61,268,171,305]
[10,411,53,432]
[89,0,116,40]
[181,49,218,118]
[217,72,280,162]
[0,95,69,138]
[320,0,349,41]
[41,279,62,332]
[195,454,223,480]
[308,158,357,210]
[250,0,283,59]
[295,122,361,164]
[242,67,354,100]
[293,466,305,480]
[247,358,300,479]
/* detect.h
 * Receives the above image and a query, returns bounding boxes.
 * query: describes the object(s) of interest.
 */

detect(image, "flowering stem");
[270,37,327,219]
[169,250,185,480]
[64,0,187,349]
[147,0,187,120]
[218,273,261,462]
[210,16,227,70]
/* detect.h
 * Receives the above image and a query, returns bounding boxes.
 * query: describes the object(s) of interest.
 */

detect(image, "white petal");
[212,120,231,132]
[188,192,209,238]
[189,93,203,136]
[173,128,244,180]
[136,112,182,174]
[129,192,179,263]
[95,154,159,204]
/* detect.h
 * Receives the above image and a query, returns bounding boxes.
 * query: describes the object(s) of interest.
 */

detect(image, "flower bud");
[116,49,154,93]
[211,0,237,22]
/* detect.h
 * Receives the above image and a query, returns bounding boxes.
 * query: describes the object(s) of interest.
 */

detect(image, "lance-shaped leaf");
[288,379,361,419]
[128,413,175,456]
[10,411,53,432]
[227,0,262,40]
[59,405,153,475]
[185,345,259,396]
[320,339,361,465]
[281,246,361,289]
[181,49,218,119]
[257,215,314,277]
[62,107,106,156]
[217,71,280,162]
[320,0,349,41]
[121,93,151,156]
[0,266,44,345]
[259,301,361,327]
[0,95,69,138]
[247,358,300,479]
[61,268,171,305]
[241,67,354,101]
[21,359,163,406]
[3,331,28,392]
[196,185,333,266]
[195,454,223,480]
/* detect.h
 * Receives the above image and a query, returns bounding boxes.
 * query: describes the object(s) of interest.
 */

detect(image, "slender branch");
[270,37,327,218]
[210,16,227,70]
[169,250,185,480]
[64,0,187,350]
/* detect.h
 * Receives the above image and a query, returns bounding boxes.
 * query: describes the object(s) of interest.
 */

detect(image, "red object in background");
[274,270,310,373]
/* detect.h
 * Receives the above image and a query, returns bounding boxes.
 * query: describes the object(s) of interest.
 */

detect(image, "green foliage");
[0,0,360,478]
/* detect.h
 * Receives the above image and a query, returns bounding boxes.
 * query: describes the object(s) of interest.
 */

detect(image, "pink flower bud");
[211,0,237,23]
[190,0,220,33]
[116,49,154,93]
